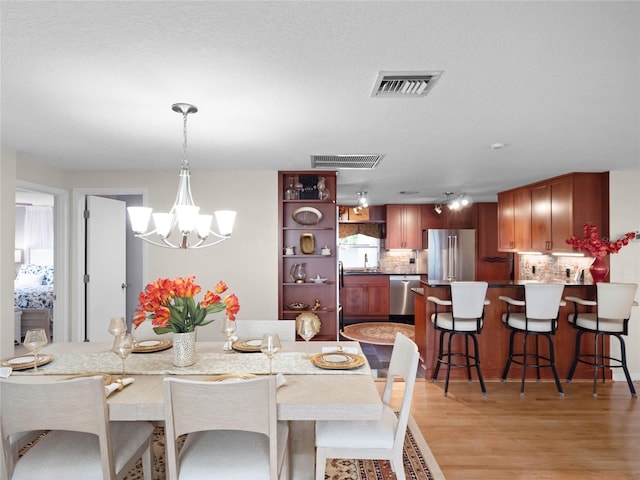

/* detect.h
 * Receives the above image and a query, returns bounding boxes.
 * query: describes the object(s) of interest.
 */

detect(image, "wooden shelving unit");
[278,171,338,340]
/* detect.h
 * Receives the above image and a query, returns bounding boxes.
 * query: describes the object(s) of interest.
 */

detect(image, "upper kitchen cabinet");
[278,171,338,341]
[421,204,474,231]
[497,188,531,252]
[498,172,608,254]
[385,204,421,249]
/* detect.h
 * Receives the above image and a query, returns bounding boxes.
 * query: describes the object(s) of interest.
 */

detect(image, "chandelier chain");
[181,110,189,170]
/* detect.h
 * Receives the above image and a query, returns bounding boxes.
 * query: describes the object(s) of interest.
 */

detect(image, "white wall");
[1,149,17,357]
[65,169,279,341]
[609,170,640,380]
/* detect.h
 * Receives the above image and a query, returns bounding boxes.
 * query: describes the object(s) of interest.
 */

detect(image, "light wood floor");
[389,378,640,480]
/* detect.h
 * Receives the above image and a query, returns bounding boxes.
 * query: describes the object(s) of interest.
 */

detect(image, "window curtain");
[24,206,54,249]
[338,223,384,239]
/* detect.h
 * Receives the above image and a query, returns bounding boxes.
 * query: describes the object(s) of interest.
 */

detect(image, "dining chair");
[163,376,289,480]
[427,281,490,396]
[0,376,154,480]
[565,282,638,397]
[499,283,566,397]
[314,333,419,480]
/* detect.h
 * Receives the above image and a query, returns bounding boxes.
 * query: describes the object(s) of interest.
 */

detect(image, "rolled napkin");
[322,346,358,354]
[0,367,12,378]
[223,335,239,351]
[276,372,287,389]
[105,377,135,397]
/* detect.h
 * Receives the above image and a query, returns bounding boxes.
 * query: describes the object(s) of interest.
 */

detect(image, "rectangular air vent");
[310,154,384,169]
[371,71,443,98]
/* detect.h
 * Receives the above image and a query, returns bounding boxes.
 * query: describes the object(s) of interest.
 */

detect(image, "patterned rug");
[341,322,415,345]
[19,418,444,480]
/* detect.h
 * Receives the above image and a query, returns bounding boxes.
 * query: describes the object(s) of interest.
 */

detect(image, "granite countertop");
[344,270,426,276]
[421,279,595,288]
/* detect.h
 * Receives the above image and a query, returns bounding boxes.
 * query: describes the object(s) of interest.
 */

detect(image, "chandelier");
[127,103,236,249]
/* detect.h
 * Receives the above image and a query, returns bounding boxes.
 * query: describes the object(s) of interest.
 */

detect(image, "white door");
[86,196,127,341]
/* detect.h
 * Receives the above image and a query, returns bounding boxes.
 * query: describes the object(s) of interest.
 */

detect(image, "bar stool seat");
[427,281,490,397]
[499,283,566,397]
[565,282,638,397]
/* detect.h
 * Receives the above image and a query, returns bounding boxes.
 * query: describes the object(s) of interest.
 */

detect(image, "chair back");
[236,320,296,341]
[524,284,565,320]
[596,283,638,320]
[381,333,420,450]
[0,377,114,478]
[450,281,489,319]
[163,376,279,479]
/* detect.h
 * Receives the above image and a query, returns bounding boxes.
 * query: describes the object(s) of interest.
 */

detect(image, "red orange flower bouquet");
[566,223,635,259]
[133,275,240,334]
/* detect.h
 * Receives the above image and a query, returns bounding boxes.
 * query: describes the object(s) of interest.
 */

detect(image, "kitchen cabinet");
[499,172,607,254]
[473,203,511,281]
[385,204,421,249]
[497,188,531,252]
[278,171,338,340]
[341,275,390,320]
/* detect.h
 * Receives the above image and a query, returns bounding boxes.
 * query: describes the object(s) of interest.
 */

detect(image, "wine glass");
[111,333,134,380]
[297,316,318,358]
[261,333,281,375]
[220,317,237,353]
[108,317,127,336]
[23,328,48,372]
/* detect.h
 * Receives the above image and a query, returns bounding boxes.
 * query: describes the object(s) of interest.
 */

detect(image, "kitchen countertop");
[420,279,594,288]
[344,270,426,276]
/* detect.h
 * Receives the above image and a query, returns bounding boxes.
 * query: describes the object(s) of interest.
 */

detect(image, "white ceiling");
[2,1,639,206]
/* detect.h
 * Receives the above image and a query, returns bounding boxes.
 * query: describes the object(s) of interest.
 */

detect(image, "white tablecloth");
[13,350,371,376]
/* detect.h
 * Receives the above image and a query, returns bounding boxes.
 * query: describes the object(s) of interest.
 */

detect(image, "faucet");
[364,253,368,271]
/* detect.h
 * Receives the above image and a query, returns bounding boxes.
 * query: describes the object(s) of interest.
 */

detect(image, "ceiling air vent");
[310,154,384,170]
[371,71,443,98]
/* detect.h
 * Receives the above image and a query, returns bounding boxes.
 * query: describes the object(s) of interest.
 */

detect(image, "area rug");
[19,417,444,479]
[341,322,415,345]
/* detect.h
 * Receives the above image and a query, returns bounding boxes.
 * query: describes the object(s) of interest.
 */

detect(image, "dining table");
[4,339,383,479]
[6,340,383,422]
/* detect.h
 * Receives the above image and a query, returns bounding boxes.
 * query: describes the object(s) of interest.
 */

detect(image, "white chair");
[427,281,490,396]
[500,283,566,397]
[0,376,154,480]
[236,320,296,341]
[163,376,289,480]
[315,333,419,480]
[565,282,638,397]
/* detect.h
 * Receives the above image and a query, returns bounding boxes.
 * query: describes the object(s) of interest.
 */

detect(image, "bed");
[14,263,54,311]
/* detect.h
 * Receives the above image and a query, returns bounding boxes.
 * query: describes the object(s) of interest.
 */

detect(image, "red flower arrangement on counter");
[566,223,635,258]
[133,275,240,334]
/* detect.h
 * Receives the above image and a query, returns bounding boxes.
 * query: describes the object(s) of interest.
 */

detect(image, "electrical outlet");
[409,258,415,264]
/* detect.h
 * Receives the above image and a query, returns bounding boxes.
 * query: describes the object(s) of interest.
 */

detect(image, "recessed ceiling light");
[490,143,505,150]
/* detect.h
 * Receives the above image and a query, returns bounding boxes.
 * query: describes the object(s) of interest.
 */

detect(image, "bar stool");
[565,282,638,397]
[427,281,490,396]
[499,283,565,397]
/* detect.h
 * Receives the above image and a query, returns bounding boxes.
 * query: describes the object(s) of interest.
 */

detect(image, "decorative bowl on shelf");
[287,302,309,311]
[292,207,323,225]
[310,276,328,283]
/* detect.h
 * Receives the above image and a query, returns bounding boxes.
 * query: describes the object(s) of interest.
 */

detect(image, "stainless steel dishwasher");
[389,275,421,316]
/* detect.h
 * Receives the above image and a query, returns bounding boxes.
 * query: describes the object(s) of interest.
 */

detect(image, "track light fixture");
[354,191,369,212]
[433,192,472,214]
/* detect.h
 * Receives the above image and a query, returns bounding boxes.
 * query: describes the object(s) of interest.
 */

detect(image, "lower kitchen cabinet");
[341,275,390,320]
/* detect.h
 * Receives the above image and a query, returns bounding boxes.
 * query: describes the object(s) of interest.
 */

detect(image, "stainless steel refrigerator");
[426,229,476,282]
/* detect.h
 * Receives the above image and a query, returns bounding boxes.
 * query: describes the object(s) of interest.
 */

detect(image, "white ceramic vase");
[173,331,196,367]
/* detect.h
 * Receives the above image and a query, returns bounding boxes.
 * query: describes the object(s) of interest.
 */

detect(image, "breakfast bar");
[414,281,599,381]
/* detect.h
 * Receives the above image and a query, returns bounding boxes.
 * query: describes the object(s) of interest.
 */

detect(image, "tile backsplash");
[518,254,596,283]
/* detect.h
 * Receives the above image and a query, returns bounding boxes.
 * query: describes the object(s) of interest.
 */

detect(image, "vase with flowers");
[566,224,635,283]
[133,275,240,366]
